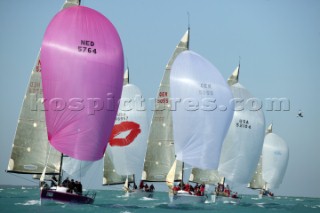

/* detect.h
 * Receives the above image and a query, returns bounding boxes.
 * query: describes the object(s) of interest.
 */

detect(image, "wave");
[139,196,157,201]
[15,200,40,206]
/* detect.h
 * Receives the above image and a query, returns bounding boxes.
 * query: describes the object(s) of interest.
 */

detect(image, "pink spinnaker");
[41,6,124,161]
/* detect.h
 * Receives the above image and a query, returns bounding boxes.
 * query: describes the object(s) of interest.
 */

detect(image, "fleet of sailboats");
[187,65,263,203]
[6,0,290,206]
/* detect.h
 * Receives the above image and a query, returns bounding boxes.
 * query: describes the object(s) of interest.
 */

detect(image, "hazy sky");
[0,0,319,198]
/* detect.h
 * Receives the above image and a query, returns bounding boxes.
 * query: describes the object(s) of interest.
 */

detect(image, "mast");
[58,154,64,185]
[181,162,184,185]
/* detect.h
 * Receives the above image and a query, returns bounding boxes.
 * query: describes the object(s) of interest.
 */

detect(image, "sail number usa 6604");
[78,40,97,54]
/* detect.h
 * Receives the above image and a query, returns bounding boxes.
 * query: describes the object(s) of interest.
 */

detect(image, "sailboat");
[6,0,84,202]
[248,124,289,198]
[102,68,148,196]
[168,50,234,204]
[140,29,189,194]
[9,2,123,204]
[7,0,80,179]
[216,64,266,201]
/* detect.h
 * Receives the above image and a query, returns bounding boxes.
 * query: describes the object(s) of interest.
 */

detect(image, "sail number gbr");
[78,40,97,54]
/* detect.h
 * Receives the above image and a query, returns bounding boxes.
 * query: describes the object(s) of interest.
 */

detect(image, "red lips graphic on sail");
[109,121,141,147]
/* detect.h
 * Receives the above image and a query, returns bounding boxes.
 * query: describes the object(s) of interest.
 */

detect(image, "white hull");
[169,190,207,205]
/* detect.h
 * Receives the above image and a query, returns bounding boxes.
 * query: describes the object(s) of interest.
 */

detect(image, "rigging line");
[80,160,82,182]
[7,173,38,185]
[187,12,190,29]
[238,56,241,82]
[125,56,130,84]
[85,159,102,189]
[187,11,191,50]
[40,145,53,181]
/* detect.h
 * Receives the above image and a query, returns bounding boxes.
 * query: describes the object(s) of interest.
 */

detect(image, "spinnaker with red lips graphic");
[103,83,148,181]
[109,121,141,147]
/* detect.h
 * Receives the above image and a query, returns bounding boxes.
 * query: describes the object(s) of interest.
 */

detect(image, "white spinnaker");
[170,50,234,170]
[262,133,289,189]
[109,84,148,176]
[218,82,265,184]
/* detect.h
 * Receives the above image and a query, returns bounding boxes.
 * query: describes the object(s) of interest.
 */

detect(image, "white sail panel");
[103,149,134,185]
[108,84,148,176]
[262,133,289,189]
[142,30,189,182]
[166,160,177,188]
[7,0,82,177]
[62,0,81,9]
[7,55,61,175]
[189,168,221,185]
[170,50,234,170]
[62,157,94,178]
[248,155,266,189]
[218,82,265,184]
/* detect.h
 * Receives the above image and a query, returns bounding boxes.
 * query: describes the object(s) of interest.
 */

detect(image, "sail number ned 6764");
[78,40,97,54]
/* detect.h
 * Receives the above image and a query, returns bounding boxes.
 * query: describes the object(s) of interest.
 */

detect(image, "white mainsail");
[189,168,221,185]
[103,148,134,185]
[141,29,189,182]
[7,0,81,176]
[248,155,265,189]
[170,50,234,170]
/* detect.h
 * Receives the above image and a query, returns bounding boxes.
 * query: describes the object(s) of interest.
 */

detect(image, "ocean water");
[1,185,319,213]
